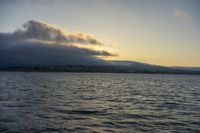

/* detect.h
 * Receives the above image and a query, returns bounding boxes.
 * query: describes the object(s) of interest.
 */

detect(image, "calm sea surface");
[0,72,200,133]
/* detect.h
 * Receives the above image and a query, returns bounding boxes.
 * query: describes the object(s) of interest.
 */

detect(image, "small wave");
[52,108,105,115]
[0,118,18,123]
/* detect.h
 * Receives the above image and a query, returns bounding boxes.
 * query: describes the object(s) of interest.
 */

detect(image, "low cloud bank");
[0,20,115,66]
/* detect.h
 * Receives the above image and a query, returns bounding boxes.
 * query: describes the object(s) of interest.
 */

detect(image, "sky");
[0,0,200,67]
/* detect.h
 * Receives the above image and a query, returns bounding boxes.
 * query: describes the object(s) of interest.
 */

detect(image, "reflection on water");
[0,72,200,132]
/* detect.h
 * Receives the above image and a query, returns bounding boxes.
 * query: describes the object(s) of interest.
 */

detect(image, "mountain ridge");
[1,60,200,75]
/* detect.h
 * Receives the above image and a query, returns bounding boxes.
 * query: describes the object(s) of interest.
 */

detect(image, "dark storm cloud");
[0,20,114,66]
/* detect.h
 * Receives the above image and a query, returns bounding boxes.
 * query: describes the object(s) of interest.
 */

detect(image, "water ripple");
[0,72,200,132]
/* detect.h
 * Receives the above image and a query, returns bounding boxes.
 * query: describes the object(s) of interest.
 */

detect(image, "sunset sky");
[0,0,200,67]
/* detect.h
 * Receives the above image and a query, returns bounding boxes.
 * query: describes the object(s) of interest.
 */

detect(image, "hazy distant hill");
[1,60,200,75]
[173,67,200,72]
[107,60,200,74]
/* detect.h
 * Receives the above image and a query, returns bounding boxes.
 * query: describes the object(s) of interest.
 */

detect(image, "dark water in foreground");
[0,72,200,133]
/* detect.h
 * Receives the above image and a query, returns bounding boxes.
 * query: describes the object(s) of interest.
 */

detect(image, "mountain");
[107,60,200,74]
[1,60,200,75]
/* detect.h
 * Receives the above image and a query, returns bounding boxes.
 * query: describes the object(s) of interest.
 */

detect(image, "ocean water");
[0,72,200,133]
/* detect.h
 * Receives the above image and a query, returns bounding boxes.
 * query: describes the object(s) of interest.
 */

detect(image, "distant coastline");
[1,65,200,75]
